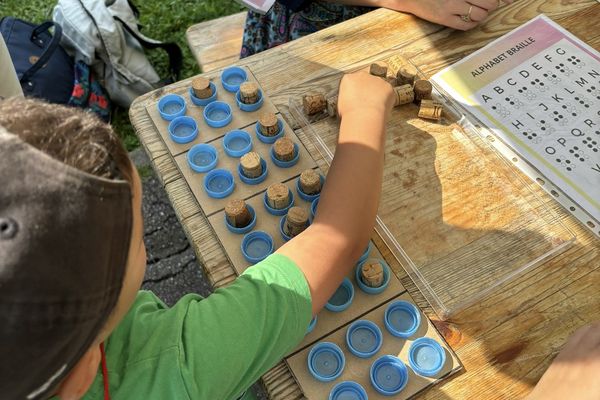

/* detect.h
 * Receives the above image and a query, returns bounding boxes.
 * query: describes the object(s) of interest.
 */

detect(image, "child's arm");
[277,71,394,315]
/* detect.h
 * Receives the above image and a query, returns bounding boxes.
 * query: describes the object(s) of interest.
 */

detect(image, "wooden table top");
[130,2,600,398]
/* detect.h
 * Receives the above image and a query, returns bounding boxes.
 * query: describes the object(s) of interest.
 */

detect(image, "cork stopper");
[413,80,433,103]
[361,260,385,288]
[266,183,290,209]
[273,137,296,162]
[240,152,263,178]
[384,75,398,87]
[239,82,259,104]
[192,77,212,99]
[418,99,444,120]
[303,93,327,116]
[393,84,415,107]
[258,112,279,136]
[299,169,322,195]
[225,199,252,228]
[285,206,309,238]
[369,61,388,78]
[326,96,338,118]
[397,65,418,85]
[387,55,407,77]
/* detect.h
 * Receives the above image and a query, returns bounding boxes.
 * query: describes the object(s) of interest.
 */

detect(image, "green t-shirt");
[82,253,312,400]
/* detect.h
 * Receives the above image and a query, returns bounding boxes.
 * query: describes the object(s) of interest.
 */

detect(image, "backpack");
[52,0,182,107]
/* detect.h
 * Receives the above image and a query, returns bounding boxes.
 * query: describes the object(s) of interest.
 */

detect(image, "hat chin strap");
[100,343,111,400]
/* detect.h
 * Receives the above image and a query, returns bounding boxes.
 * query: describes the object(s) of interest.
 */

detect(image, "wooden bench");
[186,12,247,73]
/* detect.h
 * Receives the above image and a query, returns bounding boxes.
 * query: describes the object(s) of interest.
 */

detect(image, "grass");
[3,0,244,150]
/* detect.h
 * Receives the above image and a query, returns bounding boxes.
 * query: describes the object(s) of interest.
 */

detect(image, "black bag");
[0,18,74,104]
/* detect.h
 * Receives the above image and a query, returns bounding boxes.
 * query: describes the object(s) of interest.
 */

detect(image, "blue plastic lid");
[238,158,268,185]
[384,300,421,338]
[345,320,383,358]
[241,231,274,264]
[168,116,198,144]
[270,143,300,169]
[203,169,234,199]
[357,242,372,264]
[187,144,218,173]
[221,66,248,92]
[224,204,256,235]
[307,342,345,382]
[296,174,325,202]
[263,189,295,216]
[279,216,292,242]
[255,119,284,144]
[329,381,368,400]
[223,130,252,157]
[311,197,319,219]
[235,89,264,112]
[306,316,317,334]
[188,83,217,106]
[355,258,391,295]
[158,94,186,121]
[370,355,408,396]
[326,278,354,312]
[203,101,232,128]
[409,337,446,377]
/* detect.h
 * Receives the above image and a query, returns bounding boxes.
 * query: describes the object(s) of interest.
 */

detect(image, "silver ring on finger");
[461,5,473,22]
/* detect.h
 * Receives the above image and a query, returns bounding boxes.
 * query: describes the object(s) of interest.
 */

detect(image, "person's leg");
[0,35,23,98]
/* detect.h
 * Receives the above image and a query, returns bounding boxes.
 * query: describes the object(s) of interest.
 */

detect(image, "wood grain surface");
[131,2,600,399]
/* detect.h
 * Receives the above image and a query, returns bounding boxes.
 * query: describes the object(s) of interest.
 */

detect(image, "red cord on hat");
[100,343,111,400]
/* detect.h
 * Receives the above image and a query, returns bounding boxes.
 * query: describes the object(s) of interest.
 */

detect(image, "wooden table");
[130,2,600,398]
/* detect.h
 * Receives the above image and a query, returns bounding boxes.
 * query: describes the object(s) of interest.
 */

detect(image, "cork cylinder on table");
[299,169,322,195]
[273,137,296,162]
[413,79,433,104]
[418,99,444,120]
[266,183,290,210]
[369,61,388,78]
[393,84,415,106]
[192,77,212,99]
[303,93,327,116]
[240,152,263,178]
[397,65,418,86]
[239,82,259,104]
[258,112,279,136]
[285,206,309,238]
[387,55,407,78]
[225,199,252,228]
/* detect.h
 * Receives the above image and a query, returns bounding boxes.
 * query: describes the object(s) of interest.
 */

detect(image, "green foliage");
[2,0,244,151]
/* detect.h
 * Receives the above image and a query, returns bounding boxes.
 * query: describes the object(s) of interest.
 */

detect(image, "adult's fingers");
[447,15,480,31]
[468,0,499,11]
[449,2,488,24]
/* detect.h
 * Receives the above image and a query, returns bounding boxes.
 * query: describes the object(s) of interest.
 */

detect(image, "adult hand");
[390,0,514,31]
[527,322,600,400]
[337,71,395,120]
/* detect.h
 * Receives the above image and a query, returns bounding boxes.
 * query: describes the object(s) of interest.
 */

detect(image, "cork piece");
[266,183,290,209]
[326,96,338,118]
[361,260,385,288]
[418,99,444,120]
[258,112,279,136]
[225,199,252,228]
[387,54,407,77]
[393,84,415,107]
[191,77,212,99]
[285,206,309,238]
[240,152,263,178]
[369,61,388,78]
[239,82,259,104]
[413,79,433,103]
[397,64,418,86]
[273,137,296,162]
[299,169,322,195]
[385,75,398,87]
[303,93,327,116]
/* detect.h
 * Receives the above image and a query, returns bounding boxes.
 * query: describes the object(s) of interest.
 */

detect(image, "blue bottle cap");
[225,204,257,235]
[235,89,264,112]
[203,101,232,128]
[187,143,218,173]
[255,119,284,144]
[307,342,345,382]
[355,258,391,295]
[326,277,354,312]
[384,300,421,338]
[296,174,325,202]
[238,158,268,185]
[279,215,292,242]
[263,189,295,216]
[223,130,253,157]
[370,355,408,396]
[203,169,234,199]
[158,94,186,121]
[408,337,446,377]
[357,242,372,264]
[188,82,217,106]
[168,116,198,144]
[221,66,248,92]
[345,320,383,358]
[329,381,368,400]
[311,197,319,220]
[241,231,274,264]
[270,143,299,168]
[306,316,317,334]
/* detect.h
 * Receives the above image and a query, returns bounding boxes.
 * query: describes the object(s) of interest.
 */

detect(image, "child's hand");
[337,72,395,120]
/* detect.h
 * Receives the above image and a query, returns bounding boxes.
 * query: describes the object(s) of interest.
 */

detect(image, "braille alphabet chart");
[432,15,600,236]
